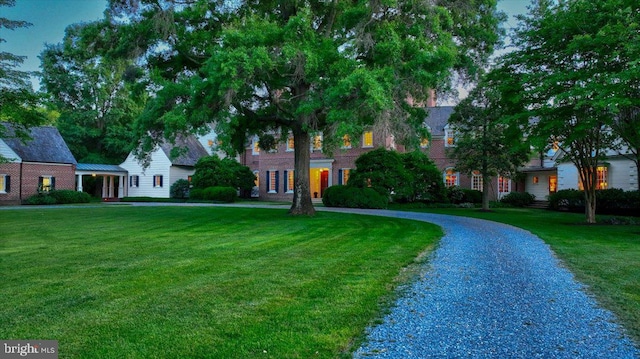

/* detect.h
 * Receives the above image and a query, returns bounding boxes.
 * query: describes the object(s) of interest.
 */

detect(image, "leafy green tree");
[104,0,504,215]
[612,107,640,190]
[0,0,46,146]
[496,0,637,223]
[348,148,411,202]
[448,73,529,211]
[401,151,446,203]
[191,156,255,195]
[40,21,144,164]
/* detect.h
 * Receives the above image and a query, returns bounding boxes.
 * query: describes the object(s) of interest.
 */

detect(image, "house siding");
[120,149,173,198]
[0,139,21,162]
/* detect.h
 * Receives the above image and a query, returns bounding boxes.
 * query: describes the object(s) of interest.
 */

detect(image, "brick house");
[238,104,516,202]
[0,123,77,204]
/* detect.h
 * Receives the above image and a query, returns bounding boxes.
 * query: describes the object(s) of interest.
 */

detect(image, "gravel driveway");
[319,208,639,359]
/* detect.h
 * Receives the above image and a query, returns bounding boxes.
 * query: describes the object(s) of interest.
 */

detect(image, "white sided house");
[120,136,209,198]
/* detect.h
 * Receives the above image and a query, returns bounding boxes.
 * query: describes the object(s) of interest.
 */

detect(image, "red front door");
[320,170,329,197]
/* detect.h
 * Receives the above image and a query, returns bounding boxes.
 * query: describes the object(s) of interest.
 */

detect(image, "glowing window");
[153,175,163,188]
[286,170,294,193]
[312,134,323,151]
[342,135,352,149]
[498,176,510,193]
[252,136,260,155]
[363,131,373,147]
[287,135,295,152]
[596,166,608,190]
[444,168,458,187]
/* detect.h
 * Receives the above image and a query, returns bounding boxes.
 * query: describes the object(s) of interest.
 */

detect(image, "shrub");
[48,190,91,204]
[24,193,57,205]
[461,189,482,204]
[170,179,191,199]
[446,186,465,204]
[549,189,585,211]
[322,185,388,209]
[185,187,235,202]
[348,148,412,201]
[401,151,447,203]
[24,190,91,205]
[548,189,640,216]
[500,192,535,207]
[191,156,255,196]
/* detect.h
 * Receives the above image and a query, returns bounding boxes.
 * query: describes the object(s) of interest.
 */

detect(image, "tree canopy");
[98,0,504,215]
[40,21,145,164]
[449,72,529,210]
[495,0,640,223]
[0,0,46,142]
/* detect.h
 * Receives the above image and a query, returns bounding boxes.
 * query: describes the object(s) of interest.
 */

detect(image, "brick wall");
[0,163,22,204]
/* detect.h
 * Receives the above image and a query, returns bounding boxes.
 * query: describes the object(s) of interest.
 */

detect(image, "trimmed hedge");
[24,190,91,205]
[549,188,640,216]
[446,186,482,204]
[190,186,238,203]
[170,179,191,199]
[322,185,388,209]
[500,192,535,207]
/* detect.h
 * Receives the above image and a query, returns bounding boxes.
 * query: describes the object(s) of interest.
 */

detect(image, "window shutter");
[275,171,279,193]
[266,171,270,192]
[129,176,132,187]
[5,176,10,192]
[338,169,343,185]
[38,176,43,187]
[51,177,56,190]
[159,176,163,187]
[284,170,288,192]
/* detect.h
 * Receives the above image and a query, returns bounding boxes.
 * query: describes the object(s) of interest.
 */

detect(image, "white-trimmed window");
[312,133,323,151]
[444,168,458,187]
[471,171,483,191]
[153,175,163,188]
[266,170,279,193]
[338,169,350,185]
[0,174,10,193]
[129,175,140,188]
[286,135,295,152]
[342,135,352,149]
[38,176,55,192]
[498,176,511,193]
[284,169,294,193]
[252,136,260,155]
[362,131,373,148]
[444,124,456,147]
[596,166,608,190]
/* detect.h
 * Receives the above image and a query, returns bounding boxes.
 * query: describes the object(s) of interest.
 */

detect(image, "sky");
[1,0,531,91]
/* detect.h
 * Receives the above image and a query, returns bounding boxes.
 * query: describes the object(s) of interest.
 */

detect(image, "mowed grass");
[401,206,640,344]
[0,206,441,358]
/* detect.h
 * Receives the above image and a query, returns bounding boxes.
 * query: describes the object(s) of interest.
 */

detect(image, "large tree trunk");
[289,125,316,216]
[579,166,598,224]
[584,188,597,224]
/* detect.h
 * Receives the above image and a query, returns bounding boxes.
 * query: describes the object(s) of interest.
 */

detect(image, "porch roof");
[76,163,128,174]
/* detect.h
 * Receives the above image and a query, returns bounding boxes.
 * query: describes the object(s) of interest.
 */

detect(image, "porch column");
[77,174,83,192]
[118,175,125,198]
[102,176,108,198]
[109,176,115,198]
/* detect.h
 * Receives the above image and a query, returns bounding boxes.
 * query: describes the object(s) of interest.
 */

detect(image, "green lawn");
[0,206,441,358]
[396,206,640,345]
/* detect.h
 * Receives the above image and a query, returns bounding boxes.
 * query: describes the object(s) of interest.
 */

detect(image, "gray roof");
[76,163,127,173]
[424,106,455,137]
[160,135,209,166]
[1,122,77,165]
